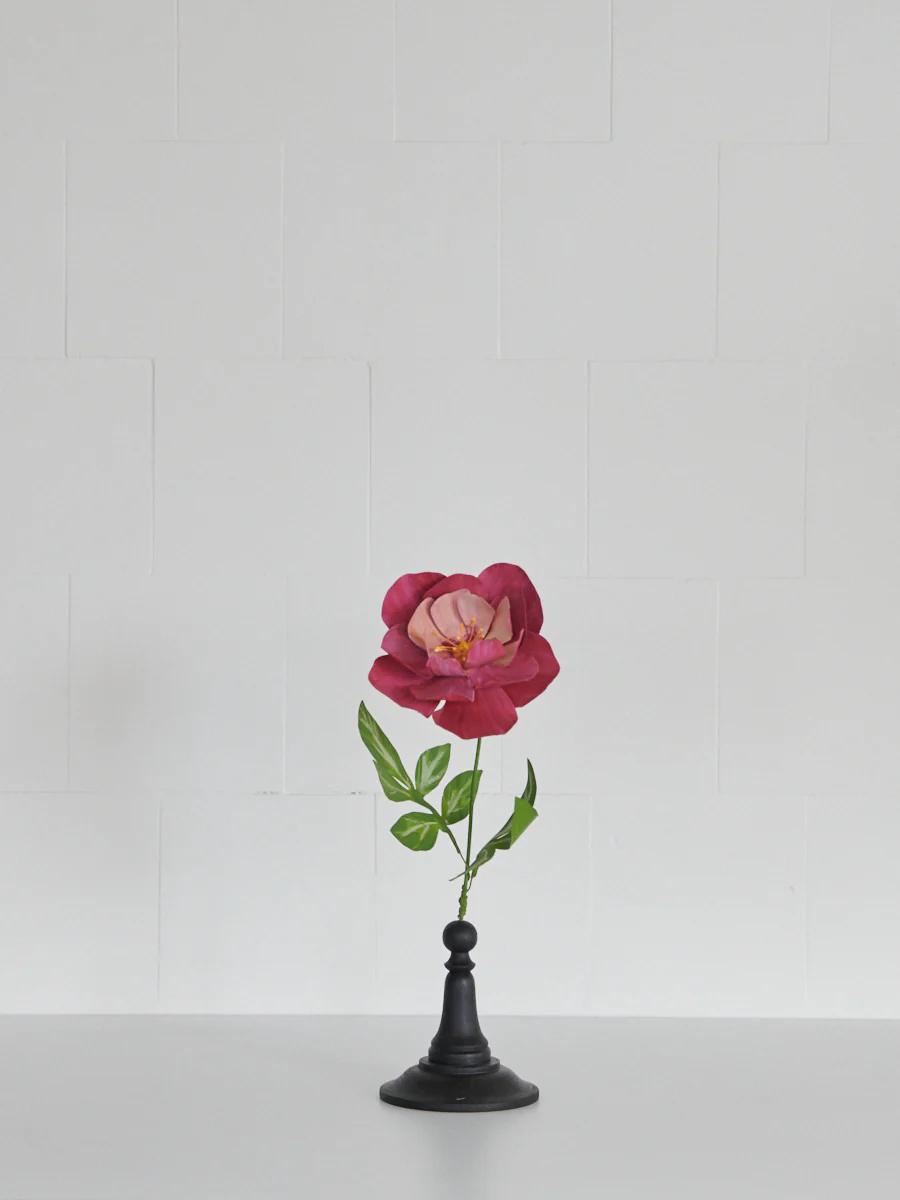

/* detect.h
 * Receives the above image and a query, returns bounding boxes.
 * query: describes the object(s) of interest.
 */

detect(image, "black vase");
[379,920,539,1112]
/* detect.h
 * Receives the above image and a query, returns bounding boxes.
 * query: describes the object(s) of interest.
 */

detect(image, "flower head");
[369,563,559,739]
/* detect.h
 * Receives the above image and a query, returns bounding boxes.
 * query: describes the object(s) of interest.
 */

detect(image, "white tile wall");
[592,795,806,1016]
[0,360,152,572]
[154,360,368,574]
[589,363,806,578]
[501,578,717,796]
[2,0,899,1017]
[0,1,175,138]
[372,360,587,578]
[285,570,378,796]
[501,143,717,359]
[0,142,64,356]
[395,0,611,142]
[0,792,159,1012]
[719,581,900,795]
[612,0,829,142]
[159,793,375,1012]
[178,0,393,141]
[806,366,900,578]
[718,145,900,362]
[67,142,282,357]
[807,795,900,1015]
[284,143,497,358]
[70,575,285,793]
[830,0,900,142]
[0,576,69,792]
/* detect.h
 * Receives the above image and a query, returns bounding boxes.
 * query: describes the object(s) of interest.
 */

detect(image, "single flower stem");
[457,737,483,920]
[419,797,466,865]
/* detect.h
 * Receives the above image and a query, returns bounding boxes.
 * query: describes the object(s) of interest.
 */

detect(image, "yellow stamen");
[433,623,484,666]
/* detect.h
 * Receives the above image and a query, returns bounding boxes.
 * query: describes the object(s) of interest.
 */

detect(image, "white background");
[1,0,899,1018]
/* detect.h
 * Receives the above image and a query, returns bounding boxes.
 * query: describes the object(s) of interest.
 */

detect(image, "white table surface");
[2,1014,898,1199]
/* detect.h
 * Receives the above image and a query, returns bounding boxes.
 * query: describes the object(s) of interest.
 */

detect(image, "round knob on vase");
[443,920,477,953]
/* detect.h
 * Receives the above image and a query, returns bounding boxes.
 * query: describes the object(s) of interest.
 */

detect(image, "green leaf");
[358,701,413,792]
[521,758,537,807]
[390,811,441,852]
[376,763,415,804]
[441,769,482,825]
[415,744,451,796]
[510,792,538,842]
[467,760,538,880]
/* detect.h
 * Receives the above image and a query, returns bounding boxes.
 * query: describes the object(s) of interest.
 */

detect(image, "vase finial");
[443,919,477,954]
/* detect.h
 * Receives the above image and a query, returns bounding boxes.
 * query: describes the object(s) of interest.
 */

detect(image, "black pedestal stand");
[379,920,539,1112]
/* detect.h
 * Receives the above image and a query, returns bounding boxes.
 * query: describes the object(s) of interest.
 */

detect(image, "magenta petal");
[426,652,466,677]
[433,688,519,739]
[381,626,429,676]
[501,632,560,707]
[382,572,445,629]
[424,574,482,601]
[496,628,524,667]
[468,653,539,690]
[466,638,505,667]
[477,563,543,634]
[411,676,475,702]
[368,655,436,717]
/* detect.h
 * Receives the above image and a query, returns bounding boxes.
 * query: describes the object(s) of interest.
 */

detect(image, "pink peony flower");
[369,563,559,739]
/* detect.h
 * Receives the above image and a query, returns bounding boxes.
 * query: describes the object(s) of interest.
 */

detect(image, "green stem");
[457,737,483,920]
[419,797,466,865]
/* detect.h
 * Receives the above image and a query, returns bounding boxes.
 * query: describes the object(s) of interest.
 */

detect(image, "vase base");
[379,1058,539,1113]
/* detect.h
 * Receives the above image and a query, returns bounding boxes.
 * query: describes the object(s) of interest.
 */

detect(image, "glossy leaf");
[415,743,451,796]
[376,763,415,804]
[520,758,537,807]
[442,769,482,825]
[391,811,441,852]
[468,760,538,879]
[358,701,413,794]
[510,792,538,842]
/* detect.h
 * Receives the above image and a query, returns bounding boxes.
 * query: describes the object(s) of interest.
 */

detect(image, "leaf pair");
[390,766,484,853]
[358,701,416,802]
[359,701,448,801]
[359,701,472,854]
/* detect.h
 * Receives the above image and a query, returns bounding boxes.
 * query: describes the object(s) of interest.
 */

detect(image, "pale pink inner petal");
[407,597,446,652]
[430,592,465,640]
[486,595,512,644]
[455,590,495,635]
